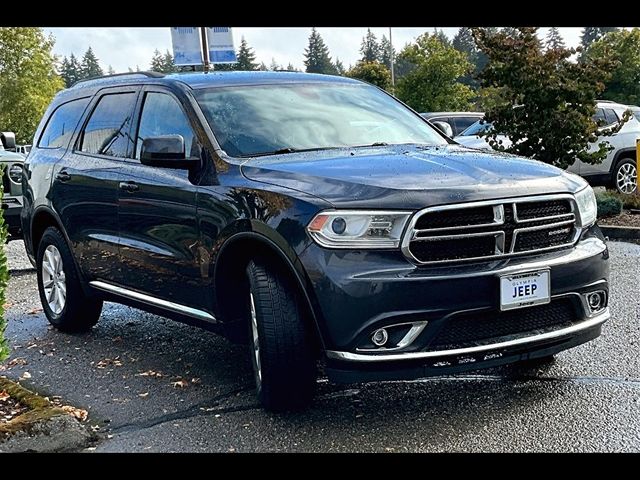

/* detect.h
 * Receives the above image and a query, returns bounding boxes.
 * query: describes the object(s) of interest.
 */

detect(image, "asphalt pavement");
[2,239,639,452]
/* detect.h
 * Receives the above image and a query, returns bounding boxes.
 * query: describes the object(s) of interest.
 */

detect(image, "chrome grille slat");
[402,194,580,265]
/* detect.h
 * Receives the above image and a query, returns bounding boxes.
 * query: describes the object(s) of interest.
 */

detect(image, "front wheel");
[613,158,637,194]
[246,259,316,412]
[36,227,103,332]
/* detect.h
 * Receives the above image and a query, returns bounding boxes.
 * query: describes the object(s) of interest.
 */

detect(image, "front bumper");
[299,227,609,382]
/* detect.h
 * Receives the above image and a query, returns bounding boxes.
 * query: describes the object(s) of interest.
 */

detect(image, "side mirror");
[140,135,200,169]
[1,132,16,150]
[431,121,453,138]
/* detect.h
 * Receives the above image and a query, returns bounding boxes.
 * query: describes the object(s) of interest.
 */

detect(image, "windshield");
[194,82,447,157]
[458,120,493,137]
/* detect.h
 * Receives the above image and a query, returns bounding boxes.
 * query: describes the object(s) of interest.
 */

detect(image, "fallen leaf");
[7,357,27,367]
[26,307,43,315]
[137,370,163,378]
[171,379,189,388]
[0,390,9,402]
[21,372,32,380]
[3,302,13,309]
[61,405,88,422]
[138,392,149,398]
[191,377,201,385]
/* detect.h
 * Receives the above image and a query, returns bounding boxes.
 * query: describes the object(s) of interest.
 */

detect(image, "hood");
[0,150,25,162]
[240,144,585,209]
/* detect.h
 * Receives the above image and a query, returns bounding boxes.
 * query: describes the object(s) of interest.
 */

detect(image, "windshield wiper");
[241,146,344,158]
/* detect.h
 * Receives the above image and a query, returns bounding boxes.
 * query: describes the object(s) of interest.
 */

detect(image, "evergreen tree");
[334,58,345,75]
[269,58,280,71]
[379,35,395,68]
[433,28,452,47]
[236,37,258,71]
[581,27,619,51]
[545,27,566,50]
[360,28,380,62]
[285,63,297,71]
[258,62,268,71]
[60,53,82,87]
[162,50,177,73]
[107,65,115,75]
[150,49,164,72]
[80,47,103,79]
[303,28,338,74]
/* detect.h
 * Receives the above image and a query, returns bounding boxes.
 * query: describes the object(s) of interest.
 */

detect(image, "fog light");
[371,328,388,347]
[586,291,606,313]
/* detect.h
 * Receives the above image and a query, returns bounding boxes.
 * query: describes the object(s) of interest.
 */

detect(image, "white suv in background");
[455,100,640,194]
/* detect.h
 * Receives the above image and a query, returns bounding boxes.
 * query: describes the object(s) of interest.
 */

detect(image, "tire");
[612,158,637,194]
[36,227,103,332]
[246,259,316,412]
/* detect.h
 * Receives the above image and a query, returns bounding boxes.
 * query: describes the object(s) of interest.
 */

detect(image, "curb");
[0,377,93,452]
[599,225,640,240]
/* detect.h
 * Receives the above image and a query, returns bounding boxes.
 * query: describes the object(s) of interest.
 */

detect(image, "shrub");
[596,190,623,218]
[0,166,7,361]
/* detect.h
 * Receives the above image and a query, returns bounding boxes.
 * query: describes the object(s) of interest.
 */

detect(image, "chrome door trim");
[90,280,217,323]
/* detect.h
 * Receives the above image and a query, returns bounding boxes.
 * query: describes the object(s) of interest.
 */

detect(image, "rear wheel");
[613,158,637,194]
[246,259,316,412]
[36,227,102,332]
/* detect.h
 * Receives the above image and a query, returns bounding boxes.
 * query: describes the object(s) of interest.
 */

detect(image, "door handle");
[55,171,71,182]
[119,181,139,193]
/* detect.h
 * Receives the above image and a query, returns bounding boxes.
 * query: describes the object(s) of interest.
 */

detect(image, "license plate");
[499,269,550,311]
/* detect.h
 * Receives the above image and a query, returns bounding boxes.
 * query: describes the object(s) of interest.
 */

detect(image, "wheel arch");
[213,230,326,351]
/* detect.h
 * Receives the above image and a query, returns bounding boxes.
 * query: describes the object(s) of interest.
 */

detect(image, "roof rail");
[71,71,165,87]
[596,99,615,103]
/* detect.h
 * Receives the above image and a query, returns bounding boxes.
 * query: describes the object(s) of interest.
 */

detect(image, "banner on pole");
[206,27,237,64]
[170,27,203,66]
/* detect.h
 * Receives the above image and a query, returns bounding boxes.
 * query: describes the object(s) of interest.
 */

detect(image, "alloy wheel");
[616,162,637,194]
[41,245,66,315]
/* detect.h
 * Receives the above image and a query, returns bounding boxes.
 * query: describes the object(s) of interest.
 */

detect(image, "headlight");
[8,164,23,184]
[574,185,597,227]
[307,210,411,248]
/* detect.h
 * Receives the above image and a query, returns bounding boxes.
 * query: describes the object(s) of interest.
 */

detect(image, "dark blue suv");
[21,71,609,411]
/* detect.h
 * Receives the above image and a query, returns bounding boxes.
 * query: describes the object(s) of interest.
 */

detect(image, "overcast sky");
[45,27,587,73]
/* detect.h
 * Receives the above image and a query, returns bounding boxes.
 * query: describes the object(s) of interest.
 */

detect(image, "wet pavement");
[2,239,639,452]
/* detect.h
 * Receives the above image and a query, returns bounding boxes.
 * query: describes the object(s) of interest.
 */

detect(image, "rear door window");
[38,97,90,148]
[604,109,619,125]
[453,117,480,136]
[79,92,137,158]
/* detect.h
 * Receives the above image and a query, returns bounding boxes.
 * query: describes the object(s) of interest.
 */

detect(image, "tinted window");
[80,92,136,158]
[593,108,607,126]
[633,109,640,122]
[454,117,481,136]
[459,120,493,137]
[195,83,447,158]
[38,97,90,148]
[135,92,196,159]
[604,109,619,125]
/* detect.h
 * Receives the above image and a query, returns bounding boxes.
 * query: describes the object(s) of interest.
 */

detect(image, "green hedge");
[0,166,7,362]
[595,190,623,219]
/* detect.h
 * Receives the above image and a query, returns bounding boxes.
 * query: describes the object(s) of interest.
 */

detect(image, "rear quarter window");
[38,97,91,148]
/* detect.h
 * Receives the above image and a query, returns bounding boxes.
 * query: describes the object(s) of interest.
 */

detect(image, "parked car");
[1,131,25,240]
[22,71,609,411]
[455,101,640,194]
[421,112,485,137]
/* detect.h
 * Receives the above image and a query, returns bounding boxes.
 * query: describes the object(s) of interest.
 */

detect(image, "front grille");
[405,196,578,264]
[427,299,576,351]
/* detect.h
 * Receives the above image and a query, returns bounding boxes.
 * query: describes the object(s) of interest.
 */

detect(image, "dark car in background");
[22,71,609,411]
[421,111,484,137]
[1,131,26,240]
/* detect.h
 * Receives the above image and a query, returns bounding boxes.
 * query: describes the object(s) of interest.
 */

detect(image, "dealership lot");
[2,240,639,452]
